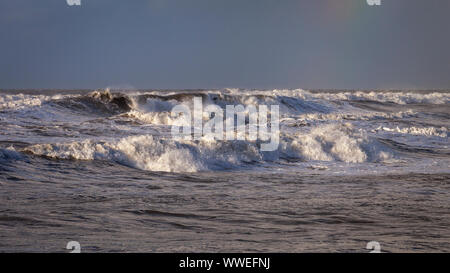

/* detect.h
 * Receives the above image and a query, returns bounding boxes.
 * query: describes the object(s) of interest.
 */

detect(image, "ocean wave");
[226,88,450,104]
[51,89,133,115]
[22,123,393,172]
[117,110,175,125]
[284,123,392,163]
[0,94,55,110]
[282,110,418,125]
[23,135,262,172]
[1,89,446,173]
[302,90,450,105]
[374,126,448,138]
[2,89,448,122]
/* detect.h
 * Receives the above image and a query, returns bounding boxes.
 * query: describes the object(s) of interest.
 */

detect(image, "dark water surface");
[1,159,449,252]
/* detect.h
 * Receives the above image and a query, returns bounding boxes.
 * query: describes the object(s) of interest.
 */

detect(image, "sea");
[0,88,449,252]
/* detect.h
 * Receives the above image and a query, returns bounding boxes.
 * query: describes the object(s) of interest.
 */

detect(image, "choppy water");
[0,89,449,252]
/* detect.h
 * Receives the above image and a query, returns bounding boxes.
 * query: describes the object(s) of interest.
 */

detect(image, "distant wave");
[2,88,449,113]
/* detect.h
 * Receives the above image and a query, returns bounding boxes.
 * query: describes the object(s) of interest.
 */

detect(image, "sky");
[1,0,449,90]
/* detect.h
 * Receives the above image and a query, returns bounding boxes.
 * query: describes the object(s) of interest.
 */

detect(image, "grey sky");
[1,0,449,90]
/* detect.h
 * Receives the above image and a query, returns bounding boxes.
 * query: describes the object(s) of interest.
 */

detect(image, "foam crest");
[375,126,448,138]
[309,91,449,104]
[0,94,51,110]
[23,135,265,172]
[23,123,393,172]
[285,123,392,163]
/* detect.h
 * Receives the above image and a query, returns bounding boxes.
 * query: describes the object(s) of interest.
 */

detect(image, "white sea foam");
[0,94,49,110]
[23,135,265,172]
[282,110,417,125]
[119,110,175,125]
[290,90,449,105]
[23,122,393,172]
[226,88,450,104]
[375,126,448,138]
[0,93,79,111]
[285,123,392,163]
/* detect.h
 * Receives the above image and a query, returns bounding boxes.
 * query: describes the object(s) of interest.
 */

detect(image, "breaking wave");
[22,123,393,172]
[2,88,449,117]
[1,88,448,173]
